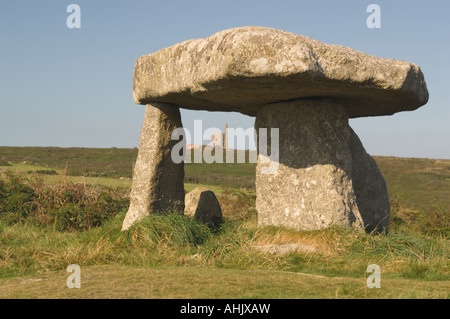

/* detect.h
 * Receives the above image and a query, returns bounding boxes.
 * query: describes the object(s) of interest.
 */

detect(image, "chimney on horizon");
[224,123,228,149]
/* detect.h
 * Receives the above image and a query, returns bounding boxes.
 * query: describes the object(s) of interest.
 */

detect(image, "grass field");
[1,265,447,299]
[0,146,448,299]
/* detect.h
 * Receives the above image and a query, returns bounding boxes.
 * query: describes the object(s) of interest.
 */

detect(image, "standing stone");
[122,102,185,230]
[184,187,223,227]
[255,99,392,232]
[349,128,390,233]
[255,99,364,231]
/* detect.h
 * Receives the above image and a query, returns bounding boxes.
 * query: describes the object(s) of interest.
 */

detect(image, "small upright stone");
[122,102,185,231]
[184,187,223,227]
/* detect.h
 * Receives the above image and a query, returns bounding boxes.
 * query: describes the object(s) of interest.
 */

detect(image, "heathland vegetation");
[0,147,448,298]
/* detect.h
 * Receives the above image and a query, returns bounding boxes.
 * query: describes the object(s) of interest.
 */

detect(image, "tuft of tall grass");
[122,212,212,249]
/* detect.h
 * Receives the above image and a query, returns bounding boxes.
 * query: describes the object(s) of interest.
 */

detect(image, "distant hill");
[1,146,450,211]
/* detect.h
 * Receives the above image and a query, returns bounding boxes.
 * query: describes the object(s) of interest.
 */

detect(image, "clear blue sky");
[1,0,449,159]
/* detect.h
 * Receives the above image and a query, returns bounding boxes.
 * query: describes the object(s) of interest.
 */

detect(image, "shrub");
[0,160,11,166]
[0,171,129,231]
[34,170,58,175]
[217,188,256,221]
[0,172,36,220]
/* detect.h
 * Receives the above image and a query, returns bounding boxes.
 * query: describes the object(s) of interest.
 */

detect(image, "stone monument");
[122,26,428,232]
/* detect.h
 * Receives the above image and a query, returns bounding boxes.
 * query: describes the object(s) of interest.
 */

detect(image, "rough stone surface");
[124,26,419,233]
[133,26,428,118]
[255,99,364,231]
[255,99,391,232]
[122,103,185,231]
[349,128,391,233]
[184,187,223,227]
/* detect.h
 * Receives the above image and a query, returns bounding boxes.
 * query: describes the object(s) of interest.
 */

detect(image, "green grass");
[374,156,450,211]
[0,209,447,298]
[0,146,138,179]
[0,162,231,195]
[1,162,133,188]
[0,147,256,189]
[3,147,450,200]
[0,147,449,298]
[1,265,448,299]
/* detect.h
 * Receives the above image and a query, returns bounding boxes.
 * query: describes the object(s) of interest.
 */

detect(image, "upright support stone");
[255,99,391,232]
[255,99,363,231]
[122,102,185,230]
[349,128,390,233]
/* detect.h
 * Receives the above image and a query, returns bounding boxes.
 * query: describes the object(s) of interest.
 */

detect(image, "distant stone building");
[211,133,223,147]
[210,124,228,148]
[186,144,201,150]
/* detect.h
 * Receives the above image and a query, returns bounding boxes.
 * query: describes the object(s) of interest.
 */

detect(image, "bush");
[390,197,449,237]
[0,171,129,231]
[217,188,256,221]
[34,170,58,175]
[0,172,36,220]
[0,160,11,166]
